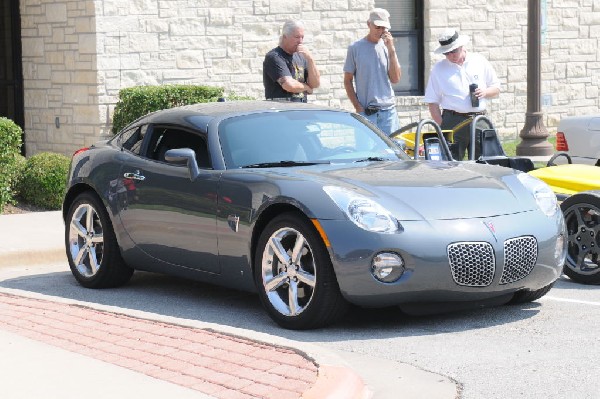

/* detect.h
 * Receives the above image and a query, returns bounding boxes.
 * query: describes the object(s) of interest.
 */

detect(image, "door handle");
[123,170,146,181]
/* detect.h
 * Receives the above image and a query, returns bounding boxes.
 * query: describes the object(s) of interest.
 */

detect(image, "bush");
[18,152,71,210]
[10,153,27,191]
[112,85,225,134]
[0,117,23,213]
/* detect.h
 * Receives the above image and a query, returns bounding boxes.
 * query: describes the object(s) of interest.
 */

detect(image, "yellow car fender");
[529,164,600,196]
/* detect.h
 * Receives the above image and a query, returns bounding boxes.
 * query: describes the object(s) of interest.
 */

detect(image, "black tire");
[509,282,554,304]
[546,152,572,167]
[254,212,348,330]
[560,192,600,285]
[65,192,133,288]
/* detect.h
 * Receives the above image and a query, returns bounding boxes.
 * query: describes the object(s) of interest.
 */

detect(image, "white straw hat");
[434,28,470,54]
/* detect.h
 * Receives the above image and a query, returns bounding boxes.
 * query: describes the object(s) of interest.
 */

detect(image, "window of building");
[375,1,423,96]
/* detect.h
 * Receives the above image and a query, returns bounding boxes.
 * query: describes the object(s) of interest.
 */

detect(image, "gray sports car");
[63,101,567,329]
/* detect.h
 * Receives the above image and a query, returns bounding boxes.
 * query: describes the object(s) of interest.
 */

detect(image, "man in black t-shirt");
[263,20,320,102]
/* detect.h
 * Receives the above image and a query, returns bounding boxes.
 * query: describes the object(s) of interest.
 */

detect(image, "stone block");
[45,3,67,23]
[22,37,45,57]
[270,0,301,14]
[176,51,205,69]
[78,34,97,54]
[208,8,233,26]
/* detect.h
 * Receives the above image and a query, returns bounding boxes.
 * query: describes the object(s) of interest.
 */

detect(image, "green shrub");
[112,85,225,134]
[10,153,27,192]
[0,117,23,213]
[18,152,71,210]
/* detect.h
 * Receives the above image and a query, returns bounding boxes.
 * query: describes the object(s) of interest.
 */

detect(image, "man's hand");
[296,44,313,61]
[381,31,394,49]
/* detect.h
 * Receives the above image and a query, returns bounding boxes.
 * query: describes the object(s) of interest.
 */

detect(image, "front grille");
[500,236,538,284]
[447,236,539,287]
[448,242,495,287]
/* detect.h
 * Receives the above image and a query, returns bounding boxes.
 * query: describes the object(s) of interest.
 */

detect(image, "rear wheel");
[66,192,133,288]
[254,212,348,329]
[546,152,572,166]
[561,192,600,285]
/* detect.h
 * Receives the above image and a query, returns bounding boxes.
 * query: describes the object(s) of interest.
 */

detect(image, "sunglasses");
[444,46,462,55]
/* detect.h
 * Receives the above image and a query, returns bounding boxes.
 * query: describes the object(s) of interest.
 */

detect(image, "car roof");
[140,100,342,126]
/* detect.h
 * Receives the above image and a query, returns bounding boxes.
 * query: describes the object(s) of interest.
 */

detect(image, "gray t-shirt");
[343,38,395,109]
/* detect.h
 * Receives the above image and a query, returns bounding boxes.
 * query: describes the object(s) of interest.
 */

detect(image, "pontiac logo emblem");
[483,221,498,242]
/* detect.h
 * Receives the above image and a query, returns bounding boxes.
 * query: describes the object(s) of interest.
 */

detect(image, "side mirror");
[164,148,200,181]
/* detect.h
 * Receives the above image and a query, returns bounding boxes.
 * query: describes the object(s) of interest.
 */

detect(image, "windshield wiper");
[241,160,330,168]
[354,157,388,163]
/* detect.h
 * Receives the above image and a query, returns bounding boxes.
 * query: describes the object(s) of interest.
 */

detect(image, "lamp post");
[516,0,553,156]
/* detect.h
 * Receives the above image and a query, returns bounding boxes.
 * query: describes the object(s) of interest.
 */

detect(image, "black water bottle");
[469,83,479,107]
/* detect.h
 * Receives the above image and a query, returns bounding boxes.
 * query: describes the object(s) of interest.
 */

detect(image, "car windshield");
[218,110,409,168]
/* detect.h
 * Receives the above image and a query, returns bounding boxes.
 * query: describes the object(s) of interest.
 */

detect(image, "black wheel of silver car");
[66,192,133,288]
[254,212,348,330]
[561,192,600,285]
[509,282,554,304]
[546,152,572,167]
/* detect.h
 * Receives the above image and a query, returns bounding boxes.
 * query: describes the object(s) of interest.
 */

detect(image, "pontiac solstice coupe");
[63,101,567,329]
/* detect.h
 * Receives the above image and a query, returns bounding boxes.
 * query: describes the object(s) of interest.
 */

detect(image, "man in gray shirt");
[343,8,401,135]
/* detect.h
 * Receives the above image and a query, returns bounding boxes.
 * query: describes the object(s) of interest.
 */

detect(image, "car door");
[116,124,220,274]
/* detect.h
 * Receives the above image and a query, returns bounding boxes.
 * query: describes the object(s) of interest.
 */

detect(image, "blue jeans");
[361,107,400,136]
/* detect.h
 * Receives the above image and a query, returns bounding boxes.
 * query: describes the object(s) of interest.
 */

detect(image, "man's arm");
[428,103,443,125]
[265,51,313,95]
[279,77,313,94]
[297,44,320,89]
[382,32,401,84]
[476,86,500,100]
[344,72,363,113]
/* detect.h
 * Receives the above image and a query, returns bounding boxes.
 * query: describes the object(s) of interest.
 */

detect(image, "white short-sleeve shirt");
[424,53,500,113]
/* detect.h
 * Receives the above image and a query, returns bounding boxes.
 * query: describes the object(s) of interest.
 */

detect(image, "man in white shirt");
[424,29,501,160]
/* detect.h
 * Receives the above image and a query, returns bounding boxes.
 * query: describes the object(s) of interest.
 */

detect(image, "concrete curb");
[0,287,369,399]
[0,211,65,268]
[302,365,370,399]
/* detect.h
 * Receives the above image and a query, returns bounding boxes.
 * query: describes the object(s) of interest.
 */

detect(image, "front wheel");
[561,192,600,285]
[65,192,133,288]
[254,212,348,329]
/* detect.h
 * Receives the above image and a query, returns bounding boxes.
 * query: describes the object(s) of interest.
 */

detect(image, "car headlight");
[323,186,400,233]
[517,173,558,217]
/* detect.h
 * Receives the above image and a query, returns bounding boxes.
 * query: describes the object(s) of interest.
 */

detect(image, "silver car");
[556,115,600,166]
[63,101,567,329]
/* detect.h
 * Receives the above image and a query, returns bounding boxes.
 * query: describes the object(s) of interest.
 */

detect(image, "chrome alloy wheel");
[260,227,317,317]
[68,203,104,278]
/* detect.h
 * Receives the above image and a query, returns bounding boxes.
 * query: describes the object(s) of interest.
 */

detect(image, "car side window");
[120,125,148,155]
[148,127,211,169]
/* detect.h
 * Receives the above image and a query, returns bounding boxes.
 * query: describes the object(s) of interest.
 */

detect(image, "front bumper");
[319,209,565,307]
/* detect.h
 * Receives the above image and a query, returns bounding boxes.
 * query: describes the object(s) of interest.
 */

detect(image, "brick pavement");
[0,292,318,399]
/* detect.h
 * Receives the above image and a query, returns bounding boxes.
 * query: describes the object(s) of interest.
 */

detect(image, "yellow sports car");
[529,157,600,285]
[390,118,600,285]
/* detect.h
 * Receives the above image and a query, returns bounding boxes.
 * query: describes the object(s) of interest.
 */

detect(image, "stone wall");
[20,0,100,154]
[19,0,600,155]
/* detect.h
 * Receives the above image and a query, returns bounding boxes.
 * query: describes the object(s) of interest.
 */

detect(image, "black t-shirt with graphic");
[263,46,308,102]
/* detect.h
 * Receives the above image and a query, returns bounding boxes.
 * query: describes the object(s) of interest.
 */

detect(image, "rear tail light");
[555,132,569,151]
[72,147,89,157]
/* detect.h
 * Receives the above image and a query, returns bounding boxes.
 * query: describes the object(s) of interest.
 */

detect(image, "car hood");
[295,160,541,221]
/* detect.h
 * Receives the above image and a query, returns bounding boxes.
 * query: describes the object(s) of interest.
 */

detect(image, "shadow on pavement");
[0,268,562,344]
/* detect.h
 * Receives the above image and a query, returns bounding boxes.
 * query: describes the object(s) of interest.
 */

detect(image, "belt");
[365,106,381,116]
[267,97,305,103]
[443,110,486,118]
[365,106,391,116]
